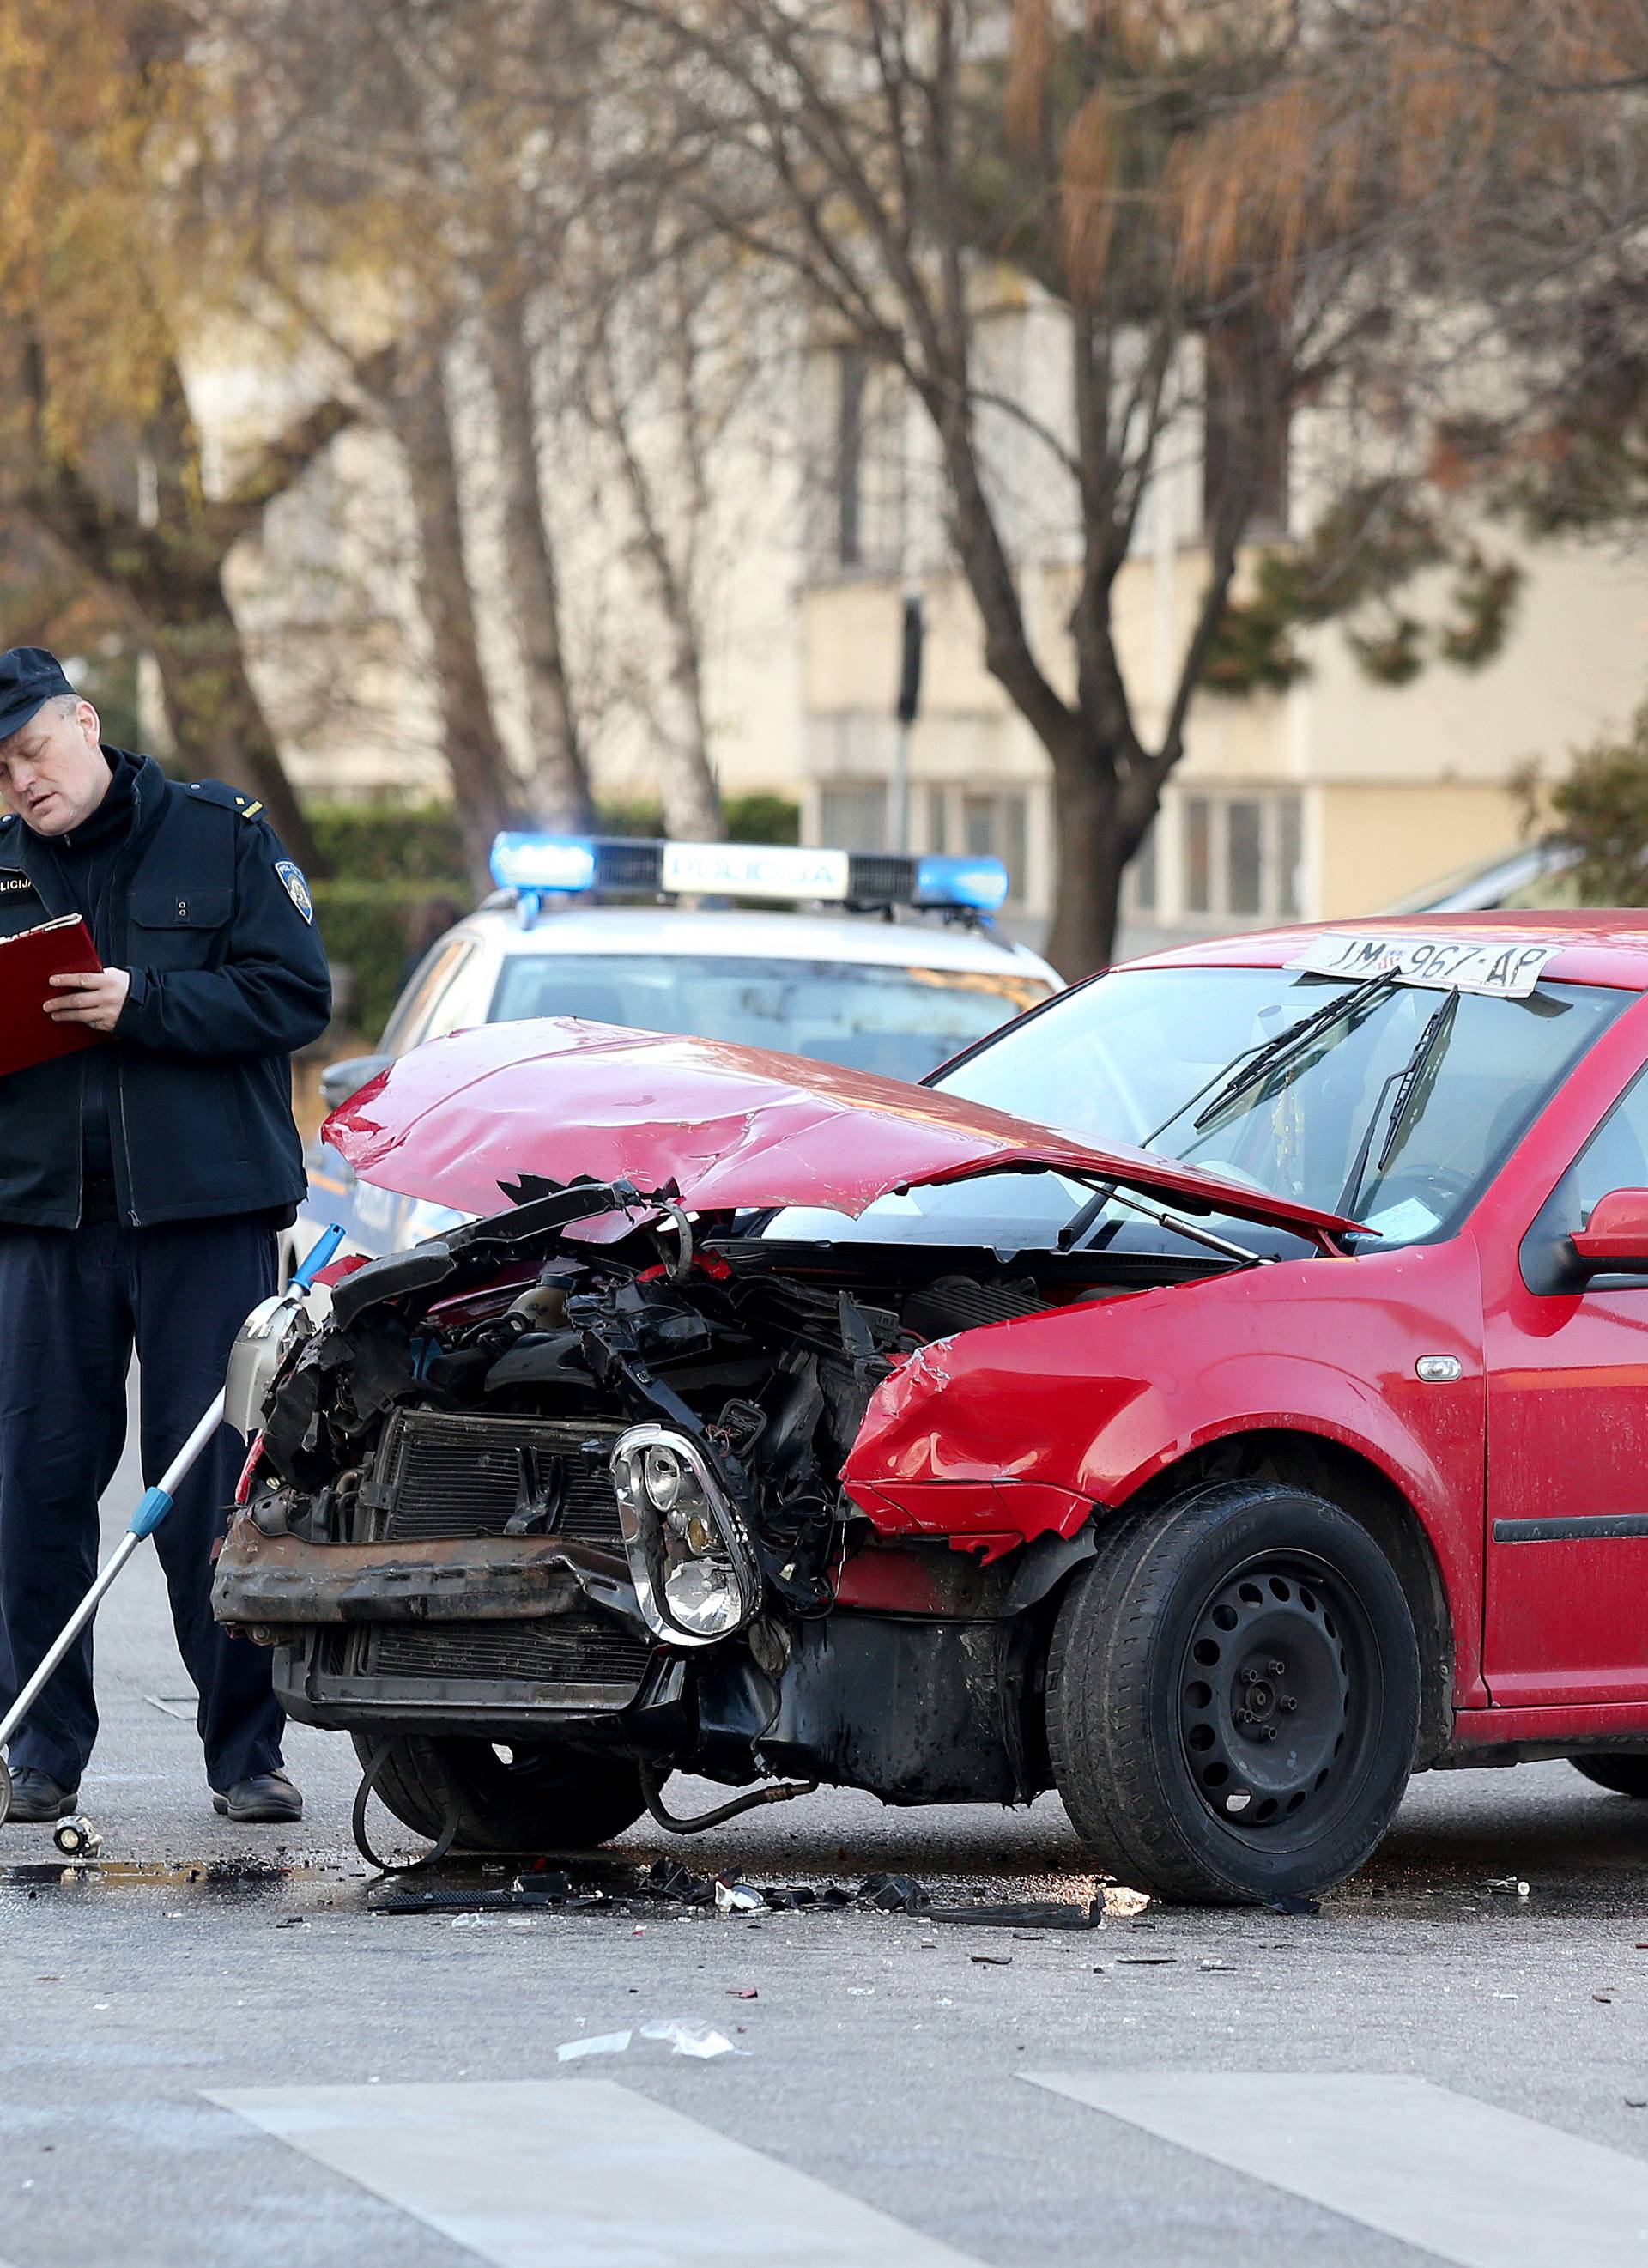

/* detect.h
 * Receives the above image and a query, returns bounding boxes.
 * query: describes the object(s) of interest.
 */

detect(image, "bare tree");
[205,0,581,878]
[585,1,1486,973]
[578,244,754,840]
[478,287,595,828]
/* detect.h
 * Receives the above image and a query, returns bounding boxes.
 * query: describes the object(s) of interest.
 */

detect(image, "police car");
[294,831,1061,1263]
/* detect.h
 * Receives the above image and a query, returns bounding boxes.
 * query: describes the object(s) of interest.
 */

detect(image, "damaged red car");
[215,914,1648,1903]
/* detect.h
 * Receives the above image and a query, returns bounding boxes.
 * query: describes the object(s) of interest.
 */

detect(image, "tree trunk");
[478,292,594,831]
[656,626,720,839]
[1045,752,1128,979]
[390,346,521,889]
[145,592,323,871]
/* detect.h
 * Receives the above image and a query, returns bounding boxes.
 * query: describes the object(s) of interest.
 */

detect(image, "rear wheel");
[1047,1481,1421,1904]
[1569,1754,1648,1798]
[351,1734,647,1854]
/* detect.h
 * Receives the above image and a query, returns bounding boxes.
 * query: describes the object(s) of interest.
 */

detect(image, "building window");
[1227,797,1263,916]
[838,350,867,568]
[1184,796,1212,914]
[1278,793,1303,919]
[1127,819,1159,916]
[826,346,903,575]
[818,784,889,852]
[1176,790,1302,925]
[924,785,949,855]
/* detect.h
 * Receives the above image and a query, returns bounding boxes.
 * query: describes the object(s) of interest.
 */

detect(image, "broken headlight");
[223,1292,314,1443]
[611,1426,761,1646]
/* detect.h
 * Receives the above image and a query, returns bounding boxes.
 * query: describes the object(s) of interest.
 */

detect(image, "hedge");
[305,793,800,1040]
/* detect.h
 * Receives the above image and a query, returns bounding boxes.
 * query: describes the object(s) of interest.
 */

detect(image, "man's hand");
[45,968,131,1032]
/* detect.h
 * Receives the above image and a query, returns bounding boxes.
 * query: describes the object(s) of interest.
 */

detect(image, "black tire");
[1047,1480,1421,1905]
[1569,1754,1648,1798]
[351,1733,647,1854]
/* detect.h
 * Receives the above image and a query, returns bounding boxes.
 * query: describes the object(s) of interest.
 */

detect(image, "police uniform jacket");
[0,750,331,1229]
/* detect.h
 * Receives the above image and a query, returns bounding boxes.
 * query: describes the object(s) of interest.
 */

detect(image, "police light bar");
[488,834,1009,914]
[490,834,598,894]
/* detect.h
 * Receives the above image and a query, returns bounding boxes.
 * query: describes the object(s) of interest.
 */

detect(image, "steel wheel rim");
[1177,1549,1373,1848]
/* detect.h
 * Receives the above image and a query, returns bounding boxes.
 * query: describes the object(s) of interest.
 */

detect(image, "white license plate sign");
[1289,931,1560,997]
[661,842,851,901]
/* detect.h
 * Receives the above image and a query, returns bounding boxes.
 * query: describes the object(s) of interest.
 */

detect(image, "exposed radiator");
[367,1410,625,1550]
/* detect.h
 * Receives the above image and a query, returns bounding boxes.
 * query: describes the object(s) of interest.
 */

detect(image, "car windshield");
[764,962,1626,1257]
[488,953,1051,1083]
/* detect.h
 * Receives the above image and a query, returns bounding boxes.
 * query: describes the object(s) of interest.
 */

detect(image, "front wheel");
[1047,1481,1421,1904]
[1569,1754,1648,1798]
[351,1733,647,1854]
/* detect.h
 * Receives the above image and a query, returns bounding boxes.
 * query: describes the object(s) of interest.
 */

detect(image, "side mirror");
[1571,1188,1648,1275]
[319,1053,393,1113]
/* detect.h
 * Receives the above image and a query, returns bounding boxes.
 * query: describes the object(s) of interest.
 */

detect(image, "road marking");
[1025,2071,1648,2267]
[213,2078,982,2268]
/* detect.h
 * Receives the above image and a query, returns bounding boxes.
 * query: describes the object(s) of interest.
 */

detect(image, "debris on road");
[860,1873,930,1913]
[969,1953,1012,1966]
[930,1898,1100,1932]
[557,2020,745,2061]
[557,2030,633,2061]
[714,1879,766,1914]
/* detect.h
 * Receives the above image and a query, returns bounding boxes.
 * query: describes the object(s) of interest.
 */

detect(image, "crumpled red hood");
[323,1018,1364,1239]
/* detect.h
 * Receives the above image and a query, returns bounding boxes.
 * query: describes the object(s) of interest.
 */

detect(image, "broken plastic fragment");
[931,1898,1100,1931]
[714,1879,766,1913]
[557,2031,633,2061]
[859,1872,930,1913]
[639,2019,743,2058]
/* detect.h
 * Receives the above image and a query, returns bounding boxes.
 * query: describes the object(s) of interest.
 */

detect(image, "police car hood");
[322,1017,1364,1240]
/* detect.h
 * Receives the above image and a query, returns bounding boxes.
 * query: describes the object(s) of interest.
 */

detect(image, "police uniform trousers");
[0,1217,284,1791]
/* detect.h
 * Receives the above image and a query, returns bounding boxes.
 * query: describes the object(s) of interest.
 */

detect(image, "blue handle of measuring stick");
[292,1222,345,1289]
[129,1486,173,1538]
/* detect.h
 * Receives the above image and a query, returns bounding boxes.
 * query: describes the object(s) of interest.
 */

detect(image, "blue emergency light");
[487,833,1009,919]
[489,833,599,894]
[914,855,1010,913]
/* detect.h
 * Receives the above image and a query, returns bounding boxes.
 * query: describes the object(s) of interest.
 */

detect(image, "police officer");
[0,648,330,1824]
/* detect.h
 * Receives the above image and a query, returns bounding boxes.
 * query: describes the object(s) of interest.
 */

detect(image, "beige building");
[796,312,1648,966]
[183,296,1648,958]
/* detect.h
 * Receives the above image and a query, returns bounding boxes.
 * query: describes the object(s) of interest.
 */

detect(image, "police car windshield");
[488,953,1050,1084]
[764,962,1625,1254]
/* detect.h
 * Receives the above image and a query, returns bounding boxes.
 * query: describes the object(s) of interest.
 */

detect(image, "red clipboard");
[0,915,105,1074]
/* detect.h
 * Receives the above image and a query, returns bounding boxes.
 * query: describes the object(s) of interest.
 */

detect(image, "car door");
[1484,1062,1648,1705]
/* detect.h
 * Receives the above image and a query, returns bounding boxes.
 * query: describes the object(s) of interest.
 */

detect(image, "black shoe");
[5,1768,79,1823]
[212,1771,302,1824]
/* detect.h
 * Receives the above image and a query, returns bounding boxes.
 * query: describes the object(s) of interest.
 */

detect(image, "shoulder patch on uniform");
[188,779,265,817]
[276,859,314,924]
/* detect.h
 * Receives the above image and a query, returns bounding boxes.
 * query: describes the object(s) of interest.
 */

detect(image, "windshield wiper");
[1057,968,1399,1260]
[1190,971,1401,1134]
[1336,990,1459,1219]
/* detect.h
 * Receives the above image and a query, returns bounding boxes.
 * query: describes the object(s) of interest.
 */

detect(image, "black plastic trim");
[1493,1513,1648,1543]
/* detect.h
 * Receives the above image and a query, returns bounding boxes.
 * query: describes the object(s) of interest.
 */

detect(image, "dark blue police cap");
[0,646,77,742]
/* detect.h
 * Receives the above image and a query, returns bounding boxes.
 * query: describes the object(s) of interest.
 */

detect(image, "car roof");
[1124,912,1648,992]
[451,901,1061,982]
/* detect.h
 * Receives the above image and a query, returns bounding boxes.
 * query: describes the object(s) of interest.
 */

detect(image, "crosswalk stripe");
[1024,2071,1648,2267]
[213,2077,984,2268]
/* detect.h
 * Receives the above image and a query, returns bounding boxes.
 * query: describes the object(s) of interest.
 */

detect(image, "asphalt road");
[3,1386,1648,2267]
